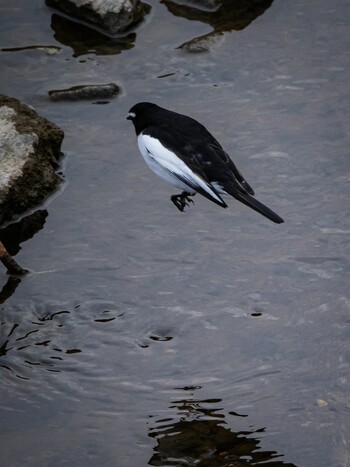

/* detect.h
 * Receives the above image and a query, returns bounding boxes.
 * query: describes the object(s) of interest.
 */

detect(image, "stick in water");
[0,241,28,275]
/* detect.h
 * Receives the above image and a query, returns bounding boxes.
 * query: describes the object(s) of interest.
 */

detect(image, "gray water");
[1,0,349,466]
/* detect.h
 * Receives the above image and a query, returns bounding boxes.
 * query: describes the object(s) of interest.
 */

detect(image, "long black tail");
[226,185,284,224]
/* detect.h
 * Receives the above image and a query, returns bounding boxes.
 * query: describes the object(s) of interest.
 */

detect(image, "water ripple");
[0,299,122,398]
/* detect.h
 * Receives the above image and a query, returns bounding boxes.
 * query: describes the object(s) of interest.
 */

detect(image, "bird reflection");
[161,0,274,51]
[148,396,297,466]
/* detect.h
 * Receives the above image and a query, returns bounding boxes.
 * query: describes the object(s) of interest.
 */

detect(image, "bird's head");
[127,102,161,134]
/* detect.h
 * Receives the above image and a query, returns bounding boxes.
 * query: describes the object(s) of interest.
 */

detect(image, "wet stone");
[177,0,221,10]
[0,95,64,225]
[179,32,226,53]
[46,0,150,35]
[48,83,120,101]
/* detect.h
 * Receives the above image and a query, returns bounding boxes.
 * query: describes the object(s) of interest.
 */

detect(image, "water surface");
[0,0,349,465]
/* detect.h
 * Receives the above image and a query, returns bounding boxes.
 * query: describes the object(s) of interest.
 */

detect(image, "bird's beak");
[126,116,132,120]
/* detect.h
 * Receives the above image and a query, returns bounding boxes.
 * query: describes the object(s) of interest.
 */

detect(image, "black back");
[128,102,254,195]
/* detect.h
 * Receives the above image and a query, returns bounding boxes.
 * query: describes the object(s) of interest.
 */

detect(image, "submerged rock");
[177,0,221,9]
[0,95,64,225]
[2,45,61,55]
[179,32,226,53]
[46,0,149,35]
[49,83,120,101]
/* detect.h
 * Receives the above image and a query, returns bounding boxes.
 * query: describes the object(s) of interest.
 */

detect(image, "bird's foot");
[171,192,194,212]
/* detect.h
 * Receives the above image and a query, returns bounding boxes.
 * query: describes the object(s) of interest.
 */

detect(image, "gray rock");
[0,95,64,225]
[179,32,225,53]
[46,0,149,35]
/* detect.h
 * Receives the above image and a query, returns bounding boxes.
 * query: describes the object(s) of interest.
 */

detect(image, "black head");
[127,102,161,135]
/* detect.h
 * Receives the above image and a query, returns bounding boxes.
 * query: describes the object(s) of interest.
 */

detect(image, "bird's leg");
[171,191,195,212]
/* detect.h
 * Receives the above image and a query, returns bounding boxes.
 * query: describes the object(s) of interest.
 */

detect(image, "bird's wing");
[148,110,254,195]
[184,140,254,197]
[140,132,227,207]
[206,142,255,195]
[187,141,283,223]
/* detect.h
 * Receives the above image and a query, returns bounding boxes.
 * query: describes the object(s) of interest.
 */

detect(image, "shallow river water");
[0,0,349,466]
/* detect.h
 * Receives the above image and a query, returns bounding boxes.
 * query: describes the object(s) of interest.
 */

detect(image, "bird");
[127,102,284,224]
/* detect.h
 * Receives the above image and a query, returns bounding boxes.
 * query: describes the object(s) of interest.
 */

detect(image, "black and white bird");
[127,102,284,224]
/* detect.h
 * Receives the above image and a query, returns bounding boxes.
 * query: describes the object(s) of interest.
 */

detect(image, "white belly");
[137,133,224,204]
[137,135,194,192]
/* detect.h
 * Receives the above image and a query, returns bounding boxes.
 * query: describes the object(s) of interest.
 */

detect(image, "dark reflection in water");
[162,0,274,50]
[149,397,296,466]
[0,277,21,305]
[162,0,274,31]
[0,210,48,256]
[0,210,47,302]
[50,13,136,57]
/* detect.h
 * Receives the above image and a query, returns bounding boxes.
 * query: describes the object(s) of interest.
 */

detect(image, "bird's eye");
[127,111,136,120]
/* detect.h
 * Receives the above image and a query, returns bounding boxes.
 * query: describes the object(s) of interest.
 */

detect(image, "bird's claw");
[171,192,194,212]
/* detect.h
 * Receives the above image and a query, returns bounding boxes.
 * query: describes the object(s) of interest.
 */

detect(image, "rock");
[0,95,64,225]
[316,399,328,408]
[179,32,226,53]
[46,0,150,35]
[49,83,120,101]
[2,45,61,55]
